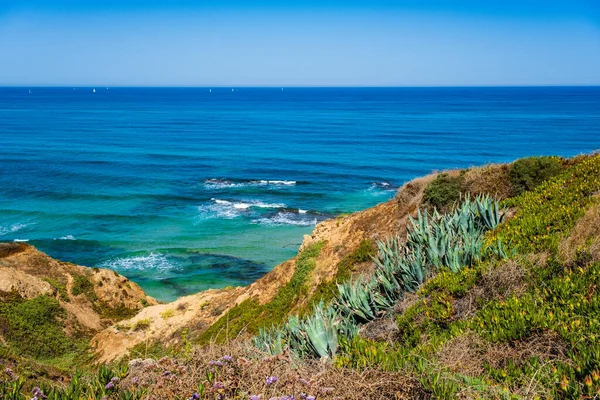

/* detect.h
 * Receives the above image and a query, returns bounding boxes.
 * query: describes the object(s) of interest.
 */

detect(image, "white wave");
[0,222,35,237]
[256,180,296,186]
[13,239,29,242]
[367,181,397,196]
[99,253,181,273]
[253,212,317,227]
[299,209,308,214]
[203,179,248,189]
[199,198,286,220]
[58,235,76,240]
[203,178,297,189]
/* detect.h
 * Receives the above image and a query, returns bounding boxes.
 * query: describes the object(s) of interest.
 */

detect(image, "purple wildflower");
[189,393,200,400]
[298,378,310,387]
[162,370,171,377]
[131,376,139,385]
[213,381,224,389]
[220,355,233,362]
[111,377,120,383]
[266,376,278,386]
[249,395,263,400]
[105,382,115,390]
[31,386,47,400]
[209,360,224,367]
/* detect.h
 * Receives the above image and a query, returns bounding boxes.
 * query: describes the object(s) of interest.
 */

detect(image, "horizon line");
[1,84,600,88]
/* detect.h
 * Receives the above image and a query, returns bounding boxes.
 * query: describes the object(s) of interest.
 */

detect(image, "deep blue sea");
[0,87,598,301]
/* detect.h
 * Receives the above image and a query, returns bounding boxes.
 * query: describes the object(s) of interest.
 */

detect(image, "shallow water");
[1,87,598,301]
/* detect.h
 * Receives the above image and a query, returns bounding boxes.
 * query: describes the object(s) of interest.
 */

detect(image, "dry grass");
[122,341,430,399]
[359,317,399,343]
[0,242,29,259]
[436,330,570,398]
[558,203,600,265]
[454,260,528,320]
[463,164,512,199]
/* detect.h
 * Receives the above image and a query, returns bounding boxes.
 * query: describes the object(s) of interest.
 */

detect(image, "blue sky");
[0,0,599,86]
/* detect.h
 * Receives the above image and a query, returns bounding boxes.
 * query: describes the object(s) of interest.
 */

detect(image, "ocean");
[0,86,598,301]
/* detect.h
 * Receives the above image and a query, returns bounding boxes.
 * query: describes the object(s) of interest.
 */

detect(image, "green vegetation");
[507,155,564,196]
[197,241,324,343]
[423,172,465,210]
[254,195,505,360]
[301,239,376,314]
[71,273,97,302]
[133,318,151,331]
[0,292,72,359]
[0,364,145,400]
[492,154,600,253]
[336,154,600,398]
[41,277,70,302]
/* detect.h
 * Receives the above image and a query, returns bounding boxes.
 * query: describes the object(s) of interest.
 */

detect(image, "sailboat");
[209,89,212,93]
[93,88,96,93]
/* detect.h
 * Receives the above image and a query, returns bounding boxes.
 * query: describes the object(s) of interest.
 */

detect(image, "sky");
[0,0,599,86]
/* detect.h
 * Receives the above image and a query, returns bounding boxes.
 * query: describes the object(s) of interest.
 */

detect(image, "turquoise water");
[0,87,598,301]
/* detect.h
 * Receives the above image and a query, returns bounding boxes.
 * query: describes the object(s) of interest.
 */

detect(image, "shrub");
[133,318,151,331]
[42,277,70,302]
[71,274,95,300]
[507,156,563,196]
[423,173,465,211]
[0,294,72,358]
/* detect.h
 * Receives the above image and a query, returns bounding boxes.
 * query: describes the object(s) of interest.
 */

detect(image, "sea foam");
[99,252,181,273]
[253,211,318,227]
[203,178,297,189]
[0,222,35,236]
[199,198,286,219]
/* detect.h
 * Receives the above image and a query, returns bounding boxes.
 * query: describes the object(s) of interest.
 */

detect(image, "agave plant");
[475,194,505,230]
[303,302,340,359]
[250,194,509,362]
[253,327,284,355]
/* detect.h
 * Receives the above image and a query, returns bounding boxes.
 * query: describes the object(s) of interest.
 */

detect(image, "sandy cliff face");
[91,174,435,362]
[0,243,157,335]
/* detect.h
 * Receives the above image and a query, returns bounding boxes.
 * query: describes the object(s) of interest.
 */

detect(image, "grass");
[300,239,376,315]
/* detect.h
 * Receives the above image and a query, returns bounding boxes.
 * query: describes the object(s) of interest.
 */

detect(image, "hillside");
[0,243,156,379]
[1,153,599,399]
